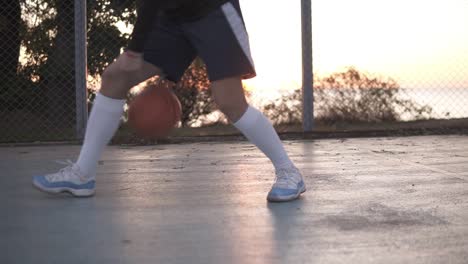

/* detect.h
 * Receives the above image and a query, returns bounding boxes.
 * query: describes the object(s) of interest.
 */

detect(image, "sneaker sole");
[267,185,307,203]
[32,181,95,197]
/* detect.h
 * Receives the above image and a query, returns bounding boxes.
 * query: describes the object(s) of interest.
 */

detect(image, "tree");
[40,0,76,125]
[15,0,134,124]
[1,0,137,141]
[0,0,21,109]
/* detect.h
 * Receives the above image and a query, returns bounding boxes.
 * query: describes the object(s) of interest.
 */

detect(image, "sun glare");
[240,0,468,98]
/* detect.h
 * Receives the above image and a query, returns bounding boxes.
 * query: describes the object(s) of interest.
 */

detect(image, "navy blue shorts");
[142,0,256,82]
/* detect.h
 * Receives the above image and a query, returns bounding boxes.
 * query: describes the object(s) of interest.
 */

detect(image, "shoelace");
[45,160,76,182]
[55,159,74,166]
[274,167,299,188]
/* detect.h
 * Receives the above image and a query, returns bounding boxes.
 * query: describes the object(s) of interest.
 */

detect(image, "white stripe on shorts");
[221,2,255,68]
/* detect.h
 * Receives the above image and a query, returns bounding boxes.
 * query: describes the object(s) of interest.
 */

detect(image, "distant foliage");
[262,68,432,125]
[3,0,135,115]
[173,63,216,126]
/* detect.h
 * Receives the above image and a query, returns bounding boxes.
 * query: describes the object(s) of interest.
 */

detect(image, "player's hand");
[117,50,144,72]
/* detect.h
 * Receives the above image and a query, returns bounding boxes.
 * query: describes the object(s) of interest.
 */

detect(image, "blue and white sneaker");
[33,162,95,197]
[267,166,306,202]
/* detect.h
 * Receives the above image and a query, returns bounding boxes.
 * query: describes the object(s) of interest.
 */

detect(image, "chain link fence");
[1,0,81,143]
[309,0,468,129]
[1,0,467,143]
[257,0,468,132]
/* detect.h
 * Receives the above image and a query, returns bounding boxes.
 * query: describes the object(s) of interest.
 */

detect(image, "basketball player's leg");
[33,17,196,197]
[184,0,305,202]
[210,77,248,122]
[73,52,162,183]
[211,77,306,202]
[100,51,163,99]
[32,52,162,197]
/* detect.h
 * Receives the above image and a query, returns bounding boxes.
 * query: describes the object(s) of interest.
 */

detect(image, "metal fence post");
[301,0,314,131]
[74,0,88,140]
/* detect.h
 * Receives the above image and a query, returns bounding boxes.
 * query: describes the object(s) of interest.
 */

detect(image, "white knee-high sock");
[76,93,126,178]
[234,106,294,170]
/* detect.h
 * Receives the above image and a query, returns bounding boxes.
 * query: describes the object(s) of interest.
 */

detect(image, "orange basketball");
[128,85,182,139]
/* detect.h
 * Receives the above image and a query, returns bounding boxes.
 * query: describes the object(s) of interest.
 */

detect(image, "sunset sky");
[240,0,468,100]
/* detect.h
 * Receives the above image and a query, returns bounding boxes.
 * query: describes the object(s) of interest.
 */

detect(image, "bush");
[262,68,432,125]
[172,63,215,126]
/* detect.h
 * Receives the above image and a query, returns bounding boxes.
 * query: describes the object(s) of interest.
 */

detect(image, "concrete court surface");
[1,135,467,264]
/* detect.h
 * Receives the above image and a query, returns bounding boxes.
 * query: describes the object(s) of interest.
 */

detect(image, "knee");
[210,76,248,122]
[215,99,248,122]
[101,63,135,87]
[215,99,235,115]
[100,63,136,97]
